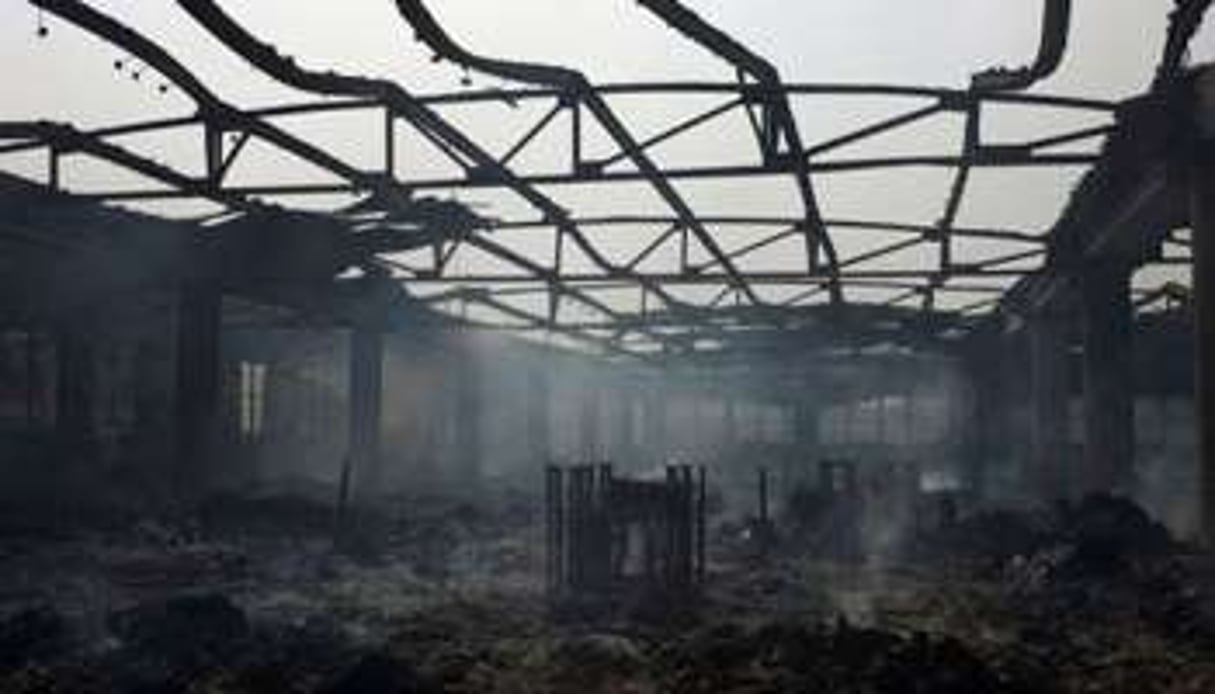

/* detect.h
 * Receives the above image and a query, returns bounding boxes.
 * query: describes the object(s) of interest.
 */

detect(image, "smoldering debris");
[0,487,1213,693]
[661,620,1042,694]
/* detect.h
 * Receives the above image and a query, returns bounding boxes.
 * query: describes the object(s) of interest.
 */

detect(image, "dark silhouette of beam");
[393,0,760,304]
[634,0,843,301]
[175,0,682,352]
[971,0,1072,92]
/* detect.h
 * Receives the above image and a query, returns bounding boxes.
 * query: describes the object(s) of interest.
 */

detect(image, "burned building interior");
[1,0,1215,691]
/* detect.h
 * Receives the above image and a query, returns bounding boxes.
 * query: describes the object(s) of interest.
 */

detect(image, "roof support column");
[1192,142,1215,542]
[1029,309,1071,501]
[1080,263,1134,496]
[962,338,1001,501]
[347,323,384,500]
[174,279,222,497]
[55,324,95,457]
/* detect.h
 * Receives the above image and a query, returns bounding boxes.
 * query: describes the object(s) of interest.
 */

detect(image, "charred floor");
[3,1,1215,692]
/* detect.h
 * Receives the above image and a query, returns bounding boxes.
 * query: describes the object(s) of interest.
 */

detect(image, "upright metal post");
[1080,263,1134,495]
[696,465,707,582]
[1029,309,1070,500]
[1192,138,1215,542]
[963,346,998,500]
[670,466,680,585]
[175,279,221,496]
[757,466,770,525]
[347,323,384,504]
[680,465,694,588]
[55,325,94,452]
[545,465,564,594]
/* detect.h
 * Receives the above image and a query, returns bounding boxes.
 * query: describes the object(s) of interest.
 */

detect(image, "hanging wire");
[36,8,48,38]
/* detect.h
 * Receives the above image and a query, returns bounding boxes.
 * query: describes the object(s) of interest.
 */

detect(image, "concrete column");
[174,280,221,492]
[55,326,94,452]
[1029,312,1070,500]
[961,335,1006,500]
[347,325,384,499]
[1080,264,1134,495]
[1193,145,1215,541]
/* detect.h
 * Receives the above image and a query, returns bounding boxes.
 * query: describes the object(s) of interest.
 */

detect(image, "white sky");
[0,1,1209,318]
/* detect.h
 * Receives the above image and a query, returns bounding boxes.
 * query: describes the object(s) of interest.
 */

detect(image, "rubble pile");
[907,494,1215,694]
[0,489,1212,692]
[0,605,67,673]
[922,495,1204,631]
[661,619,1046,694]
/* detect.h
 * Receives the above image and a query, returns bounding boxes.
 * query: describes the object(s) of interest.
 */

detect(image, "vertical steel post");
[1193,142,1215,541]
[1080,264,1134,495]
[175,279,221,495]
[1030,310,1070,500]
[757,466,770,525]
[55,325,94,451]
[348,324,384,502]
[696,465,707,583]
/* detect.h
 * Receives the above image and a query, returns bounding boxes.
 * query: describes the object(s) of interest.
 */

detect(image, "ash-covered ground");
[1,488,1214,693]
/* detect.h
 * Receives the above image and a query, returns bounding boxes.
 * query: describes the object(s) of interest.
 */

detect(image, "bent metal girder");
[0,0,1122,359]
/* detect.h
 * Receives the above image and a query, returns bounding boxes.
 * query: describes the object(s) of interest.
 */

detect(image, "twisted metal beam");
[1153,0,1215,91]
[634,0,843,303]
[0,2,1126,356]
[971,0,1072,92]
[25,0,658,355]
[31,0,386,197]
[175,0,666,352]
[0,120,256,212]
[393,0,760,305]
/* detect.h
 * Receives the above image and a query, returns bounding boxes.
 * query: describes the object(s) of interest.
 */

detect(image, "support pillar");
[1080,264,1134,495]
[961,334,1006,500]
[174,280,221,494]
[55,326,94,454]
[347,325,383,499]
[1192,144,1215,542]
[1029,311,1070,500]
